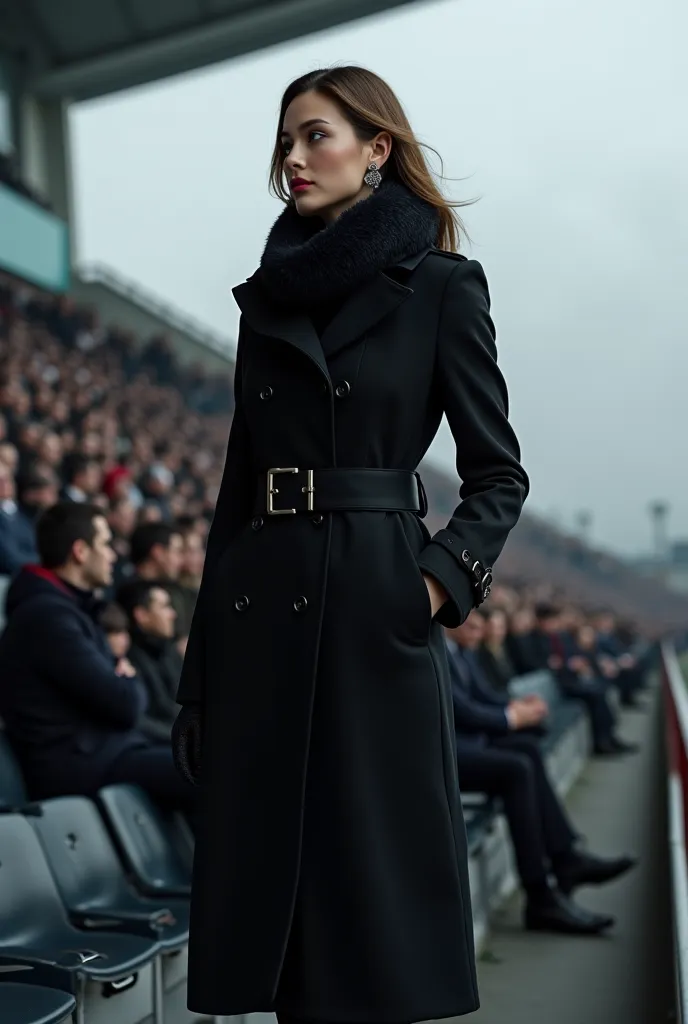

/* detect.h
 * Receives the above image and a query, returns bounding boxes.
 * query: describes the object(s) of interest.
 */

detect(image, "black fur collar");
[259,179,439,308]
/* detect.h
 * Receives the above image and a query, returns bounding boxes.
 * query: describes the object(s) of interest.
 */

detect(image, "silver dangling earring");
[363,162,382,189]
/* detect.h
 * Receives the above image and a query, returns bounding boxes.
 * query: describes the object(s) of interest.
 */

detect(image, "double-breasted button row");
[322,380,351,398]
[262,382,350,399]
[234,595,309,613]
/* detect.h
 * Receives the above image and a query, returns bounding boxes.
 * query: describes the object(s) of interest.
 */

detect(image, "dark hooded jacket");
[0,566,149,798]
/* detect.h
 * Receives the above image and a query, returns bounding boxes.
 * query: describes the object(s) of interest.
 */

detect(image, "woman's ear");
[370,132,393,170]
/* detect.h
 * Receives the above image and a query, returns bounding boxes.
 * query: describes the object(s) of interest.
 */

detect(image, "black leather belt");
[254,468,427,517]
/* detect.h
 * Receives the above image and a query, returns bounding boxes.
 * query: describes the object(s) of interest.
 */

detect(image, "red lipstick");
[290,178,313,193]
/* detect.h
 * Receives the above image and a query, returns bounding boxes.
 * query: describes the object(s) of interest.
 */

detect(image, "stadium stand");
[0,263,679,1022]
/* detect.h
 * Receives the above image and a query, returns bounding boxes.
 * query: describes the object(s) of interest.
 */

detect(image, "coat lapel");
[233,247,433,370]
[232,276,330,381]
[318,247,436,360]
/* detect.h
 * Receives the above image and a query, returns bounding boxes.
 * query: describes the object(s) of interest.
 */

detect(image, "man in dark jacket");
[592,609,646,707]
[0,461,45,576]
[533,603,635,755]
[127,522,192,652]
[117,579,182,742]
[447,611,635,935]
[0,501,194,817]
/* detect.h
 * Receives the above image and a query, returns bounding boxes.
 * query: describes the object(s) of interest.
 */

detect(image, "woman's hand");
[422,573,449,619]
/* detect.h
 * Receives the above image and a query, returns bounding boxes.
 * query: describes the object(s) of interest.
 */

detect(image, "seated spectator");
[175,517,205,651]
[446,611,635,934]
[107,495,138,589]
[99,600,131,660]
[0,502,195,819]
[60,453,102,504]
[505,605,541,675]
[117,579,182,742]
[16,464,59,522]
[128,521,189,646]
[592,608,647,708]
[177,516,206,592]
[533,603,636,756]
[0,462,32,574]
[477,607,516,694]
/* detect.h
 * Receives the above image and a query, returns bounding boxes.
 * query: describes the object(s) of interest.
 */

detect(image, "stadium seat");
[162,810,195,874]
[0,971,76,1024]
[0,730,28,809]
[97,785,191,898]
[27,796,189,952]
[0,813,161,982]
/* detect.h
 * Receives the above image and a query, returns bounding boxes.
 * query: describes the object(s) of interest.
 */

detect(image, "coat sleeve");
[176,324,256,705]
[416,260,529,628]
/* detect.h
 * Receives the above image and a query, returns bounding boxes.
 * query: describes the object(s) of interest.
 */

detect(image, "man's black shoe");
[593,740,622,756]
[610,735,640,754]
[525,889,614,935]
[556,852,637,895]
[621,696,647,711]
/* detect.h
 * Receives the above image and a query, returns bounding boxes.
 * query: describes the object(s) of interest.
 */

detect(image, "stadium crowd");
[0,270,652,937]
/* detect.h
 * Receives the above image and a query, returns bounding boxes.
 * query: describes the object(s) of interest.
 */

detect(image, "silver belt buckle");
[266,467,315,515]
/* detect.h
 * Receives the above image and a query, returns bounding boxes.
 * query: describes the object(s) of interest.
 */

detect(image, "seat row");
[0,730,194,1024]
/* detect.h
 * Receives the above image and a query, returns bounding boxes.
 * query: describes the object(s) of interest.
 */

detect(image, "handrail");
[661,641,688,1024]
[75,260,236,360]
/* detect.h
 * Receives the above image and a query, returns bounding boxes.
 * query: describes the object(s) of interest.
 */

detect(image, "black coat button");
[335,380,351,398]
[293,596,308,613]
[234,595,250,612]
[259,386,273,400]
[252,517,264,531]
[311,514,324,526]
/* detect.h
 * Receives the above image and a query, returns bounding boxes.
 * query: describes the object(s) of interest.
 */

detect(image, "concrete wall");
[70,265,234,374]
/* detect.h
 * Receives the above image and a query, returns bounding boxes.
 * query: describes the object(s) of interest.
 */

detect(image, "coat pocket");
[396,513,433,644]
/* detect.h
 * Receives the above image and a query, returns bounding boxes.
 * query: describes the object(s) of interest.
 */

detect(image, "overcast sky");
[69,0,687,557]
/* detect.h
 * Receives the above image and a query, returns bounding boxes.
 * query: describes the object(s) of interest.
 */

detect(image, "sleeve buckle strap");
[460,548,493,604]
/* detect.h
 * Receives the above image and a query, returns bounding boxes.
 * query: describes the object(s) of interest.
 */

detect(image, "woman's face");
[281,91,390,223]
[485,611,507,645]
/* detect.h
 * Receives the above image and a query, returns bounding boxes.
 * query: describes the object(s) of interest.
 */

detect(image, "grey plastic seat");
[0,813,161,981]
[97,785,192,898]
[0,730,28,809]
[0,969,76,1024]
[28,796,189,951]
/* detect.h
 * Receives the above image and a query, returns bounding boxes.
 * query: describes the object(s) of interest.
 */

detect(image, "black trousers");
[457,734,576,887]
[616,666,645,702]
[102,742,197,823]
[559,676,615,745]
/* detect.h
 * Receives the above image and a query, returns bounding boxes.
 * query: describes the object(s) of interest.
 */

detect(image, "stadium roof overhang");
[1,0,422,102]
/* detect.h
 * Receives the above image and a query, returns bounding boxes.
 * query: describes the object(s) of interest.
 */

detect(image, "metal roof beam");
[30,0,423,101]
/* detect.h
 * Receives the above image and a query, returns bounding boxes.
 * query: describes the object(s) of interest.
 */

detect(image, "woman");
[477,606,517,693]
[172,66,529,1022]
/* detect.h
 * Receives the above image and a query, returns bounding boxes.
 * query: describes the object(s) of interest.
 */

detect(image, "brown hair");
[269,66,473,253]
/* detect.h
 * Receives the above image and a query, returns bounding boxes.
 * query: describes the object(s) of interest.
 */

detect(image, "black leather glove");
[171,705,203,786]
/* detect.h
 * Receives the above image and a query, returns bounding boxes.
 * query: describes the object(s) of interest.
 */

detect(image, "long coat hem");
[187,997,481,1022]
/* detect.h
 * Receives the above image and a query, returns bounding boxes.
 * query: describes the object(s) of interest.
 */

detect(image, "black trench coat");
[178,248,529,1021]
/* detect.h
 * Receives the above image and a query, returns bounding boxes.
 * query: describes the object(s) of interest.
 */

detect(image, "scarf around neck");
[259,179,439,309]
